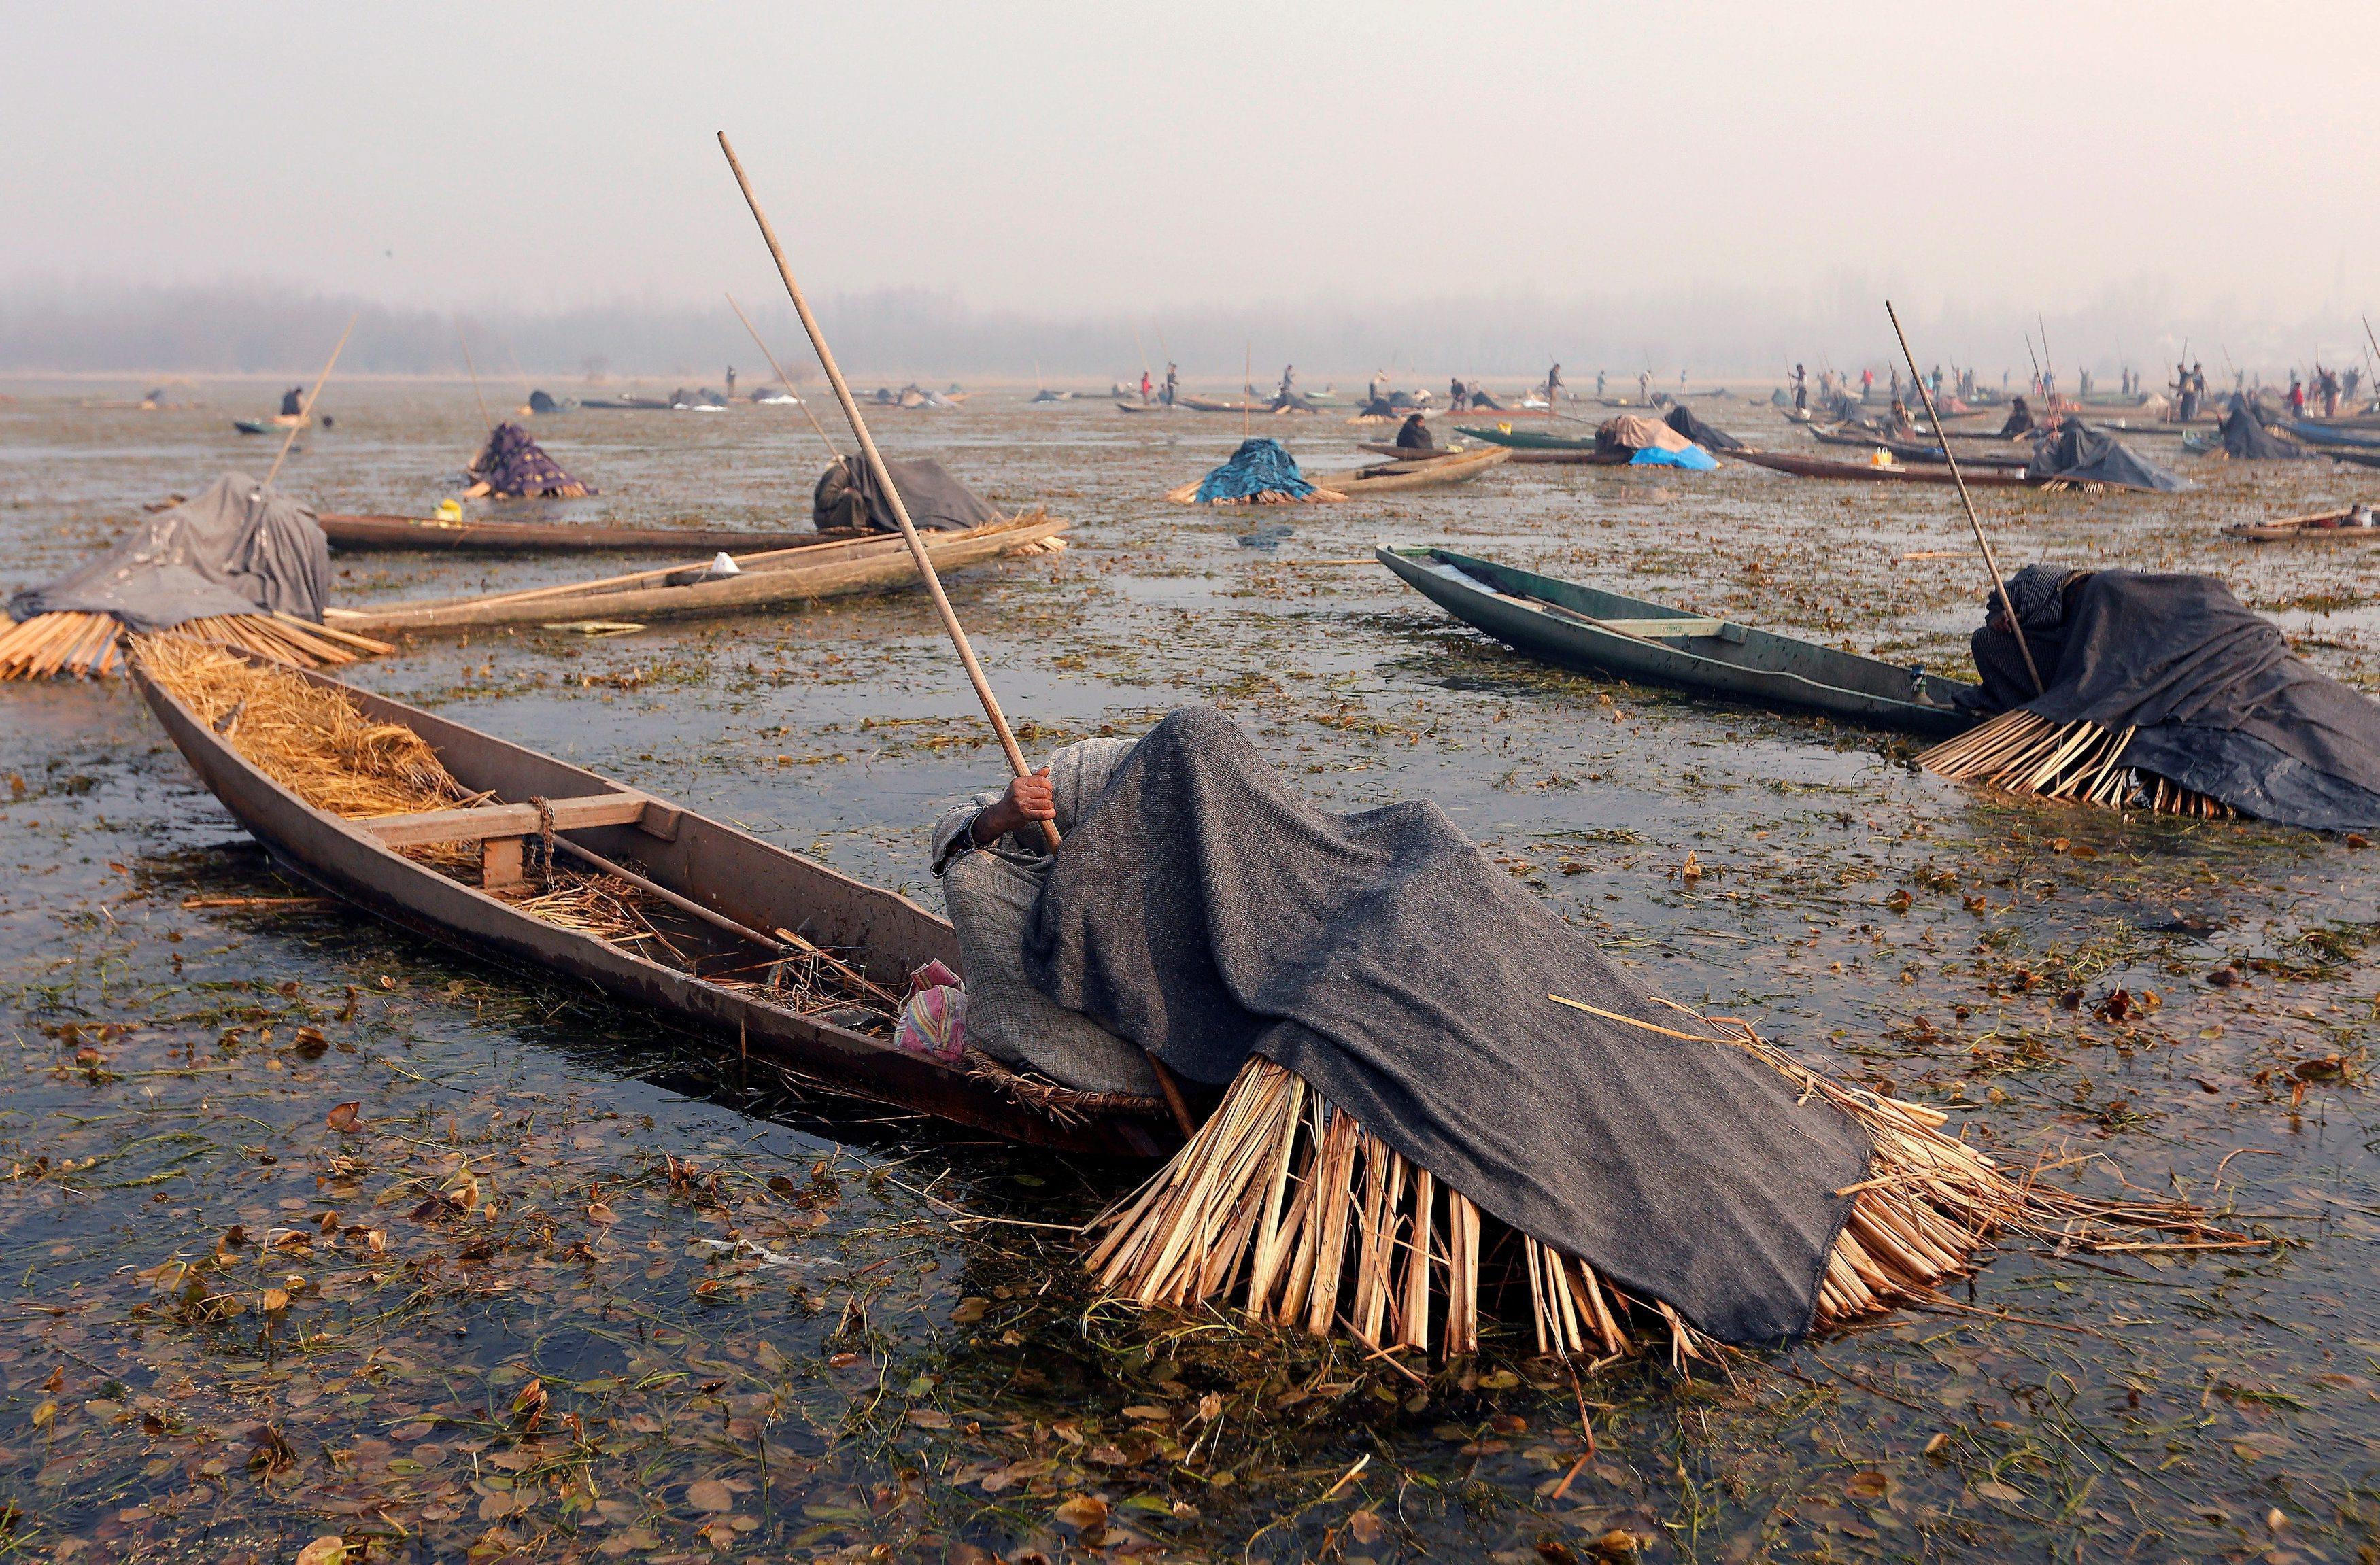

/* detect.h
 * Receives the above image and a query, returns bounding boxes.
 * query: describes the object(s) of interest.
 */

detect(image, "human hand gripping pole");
[717,132,1197,1137]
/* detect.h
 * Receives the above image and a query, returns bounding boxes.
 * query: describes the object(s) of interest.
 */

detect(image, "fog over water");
[5,4,2378,378]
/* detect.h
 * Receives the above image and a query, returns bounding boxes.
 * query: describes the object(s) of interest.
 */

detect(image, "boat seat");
[358,793,668,889]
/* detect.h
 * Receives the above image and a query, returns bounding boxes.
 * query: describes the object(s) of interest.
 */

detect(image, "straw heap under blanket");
[1091,1005,2230,1366]
[1917,708,2232,818]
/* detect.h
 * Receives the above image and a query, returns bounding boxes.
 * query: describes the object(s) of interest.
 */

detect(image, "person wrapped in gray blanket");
[938,708,1873,1346]
[930,738,1163,1096]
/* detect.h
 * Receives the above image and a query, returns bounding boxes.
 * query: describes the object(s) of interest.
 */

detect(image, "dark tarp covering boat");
[1665,403,1744,451]
[2024,424,2193,492]
[2220,396,2315,460]
[8,471,328,630]
[1025,706,1873,1346]
[811,455,1003,534]
[1970,566,2380,829]
[469,422,594,499]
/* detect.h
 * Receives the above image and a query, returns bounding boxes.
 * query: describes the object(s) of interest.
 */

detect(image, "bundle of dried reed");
[0,608,390,681]
[1918,708,2232,818]
[139,638,466,819]
[1089,1001,2230,1365]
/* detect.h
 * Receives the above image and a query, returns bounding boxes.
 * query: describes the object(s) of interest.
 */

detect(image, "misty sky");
[7,3,2377,330]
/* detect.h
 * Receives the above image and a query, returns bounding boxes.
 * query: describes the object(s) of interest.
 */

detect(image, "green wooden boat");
[1454,424,1601,451]
[1377,546,1980,735]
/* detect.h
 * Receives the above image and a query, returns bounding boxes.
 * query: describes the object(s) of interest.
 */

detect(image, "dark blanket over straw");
[1971,568,2380,829]
[1024,707,1873,1345]
[8,471,329,630]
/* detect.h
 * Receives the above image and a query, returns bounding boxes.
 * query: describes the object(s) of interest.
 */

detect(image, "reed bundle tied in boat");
[1089,1003,2230,1366]
[0,609,390,682]
[135,639,901,1031]
[1917,708,2232,818]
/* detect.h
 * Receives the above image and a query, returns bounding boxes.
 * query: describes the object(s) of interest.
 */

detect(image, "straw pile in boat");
[1917,709,2231,818]
[1090,1001,2230,1366]
[0,609,390,682]
[135,638,899,1029]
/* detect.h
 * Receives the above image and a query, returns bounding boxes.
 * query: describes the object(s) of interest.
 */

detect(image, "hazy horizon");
[7,4,2377,381]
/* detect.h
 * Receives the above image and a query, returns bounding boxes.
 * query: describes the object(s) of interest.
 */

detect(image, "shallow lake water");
[1,377,2377,1562]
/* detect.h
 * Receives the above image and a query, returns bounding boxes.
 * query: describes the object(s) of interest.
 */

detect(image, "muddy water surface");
[1,380,2377,1562]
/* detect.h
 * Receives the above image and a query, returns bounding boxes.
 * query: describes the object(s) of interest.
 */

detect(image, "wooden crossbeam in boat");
[358,793,655,847]
[1518,599,1735,642]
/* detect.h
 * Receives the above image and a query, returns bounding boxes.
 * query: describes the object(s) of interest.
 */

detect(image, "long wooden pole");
[456,322,493,428]
[264,313,356,487]
[719,135,1041,802]
[724,291,844,462]
[1887,300,2043,695]
[719,132,1197,1139]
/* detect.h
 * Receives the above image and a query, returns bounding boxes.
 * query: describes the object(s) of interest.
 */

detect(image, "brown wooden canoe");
[326,513,1066,634]
[133,655,1176,1156]
[1735,449,2040,488]
[2224,506,2380,543]
[319,514,824,554]
[1306,447,1512,495]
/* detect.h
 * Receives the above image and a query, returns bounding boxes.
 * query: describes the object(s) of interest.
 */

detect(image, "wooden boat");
[1357,441,1478,460]
[1804,429,2031,470]
[132,653,1174,1156]
[233,419,272,435]
[1179,395,1307,415]
[326,512,1066,634]
[1114,401,1172,414]
[318,513,824,554]
[1452,426,1632,465]
[577,396,674,411]
[2224,505,2380,543]
[1306,447,1510,495]
[2277,417,2380,450]
[1376,545,1979,736]
[1735,449,2038,488]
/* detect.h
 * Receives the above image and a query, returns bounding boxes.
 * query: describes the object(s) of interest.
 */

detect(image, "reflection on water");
[0,379,2375,1559]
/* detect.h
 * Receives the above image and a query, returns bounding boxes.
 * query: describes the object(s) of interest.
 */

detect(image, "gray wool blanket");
[1025,707,1873,1346]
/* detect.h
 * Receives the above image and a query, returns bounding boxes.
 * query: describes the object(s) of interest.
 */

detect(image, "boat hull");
[319,514,822,554]
[1306,448,1510,494]
[1735,449,2038,487]
[330,513,1066,633]
[133,660,1173,1157]
[1378,546,1978,735]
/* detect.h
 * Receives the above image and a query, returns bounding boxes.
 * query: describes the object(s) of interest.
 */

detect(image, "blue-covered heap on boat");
[1172,438,1344,505]
[466,422,594,500]
[1597,415,1718,470]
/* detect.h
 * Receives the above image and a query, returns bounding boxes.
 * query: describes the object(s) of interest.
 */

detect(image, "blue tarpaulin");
[1193,438,1319,504]
[1629,444,1718,471]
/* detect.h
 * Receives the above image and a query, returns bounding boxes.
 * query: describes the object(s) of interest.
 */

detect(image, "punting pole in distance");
[264,313,357,488]
[1886,300,2043,695]
[715,131,1200,1137]
[724,291,845,463]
